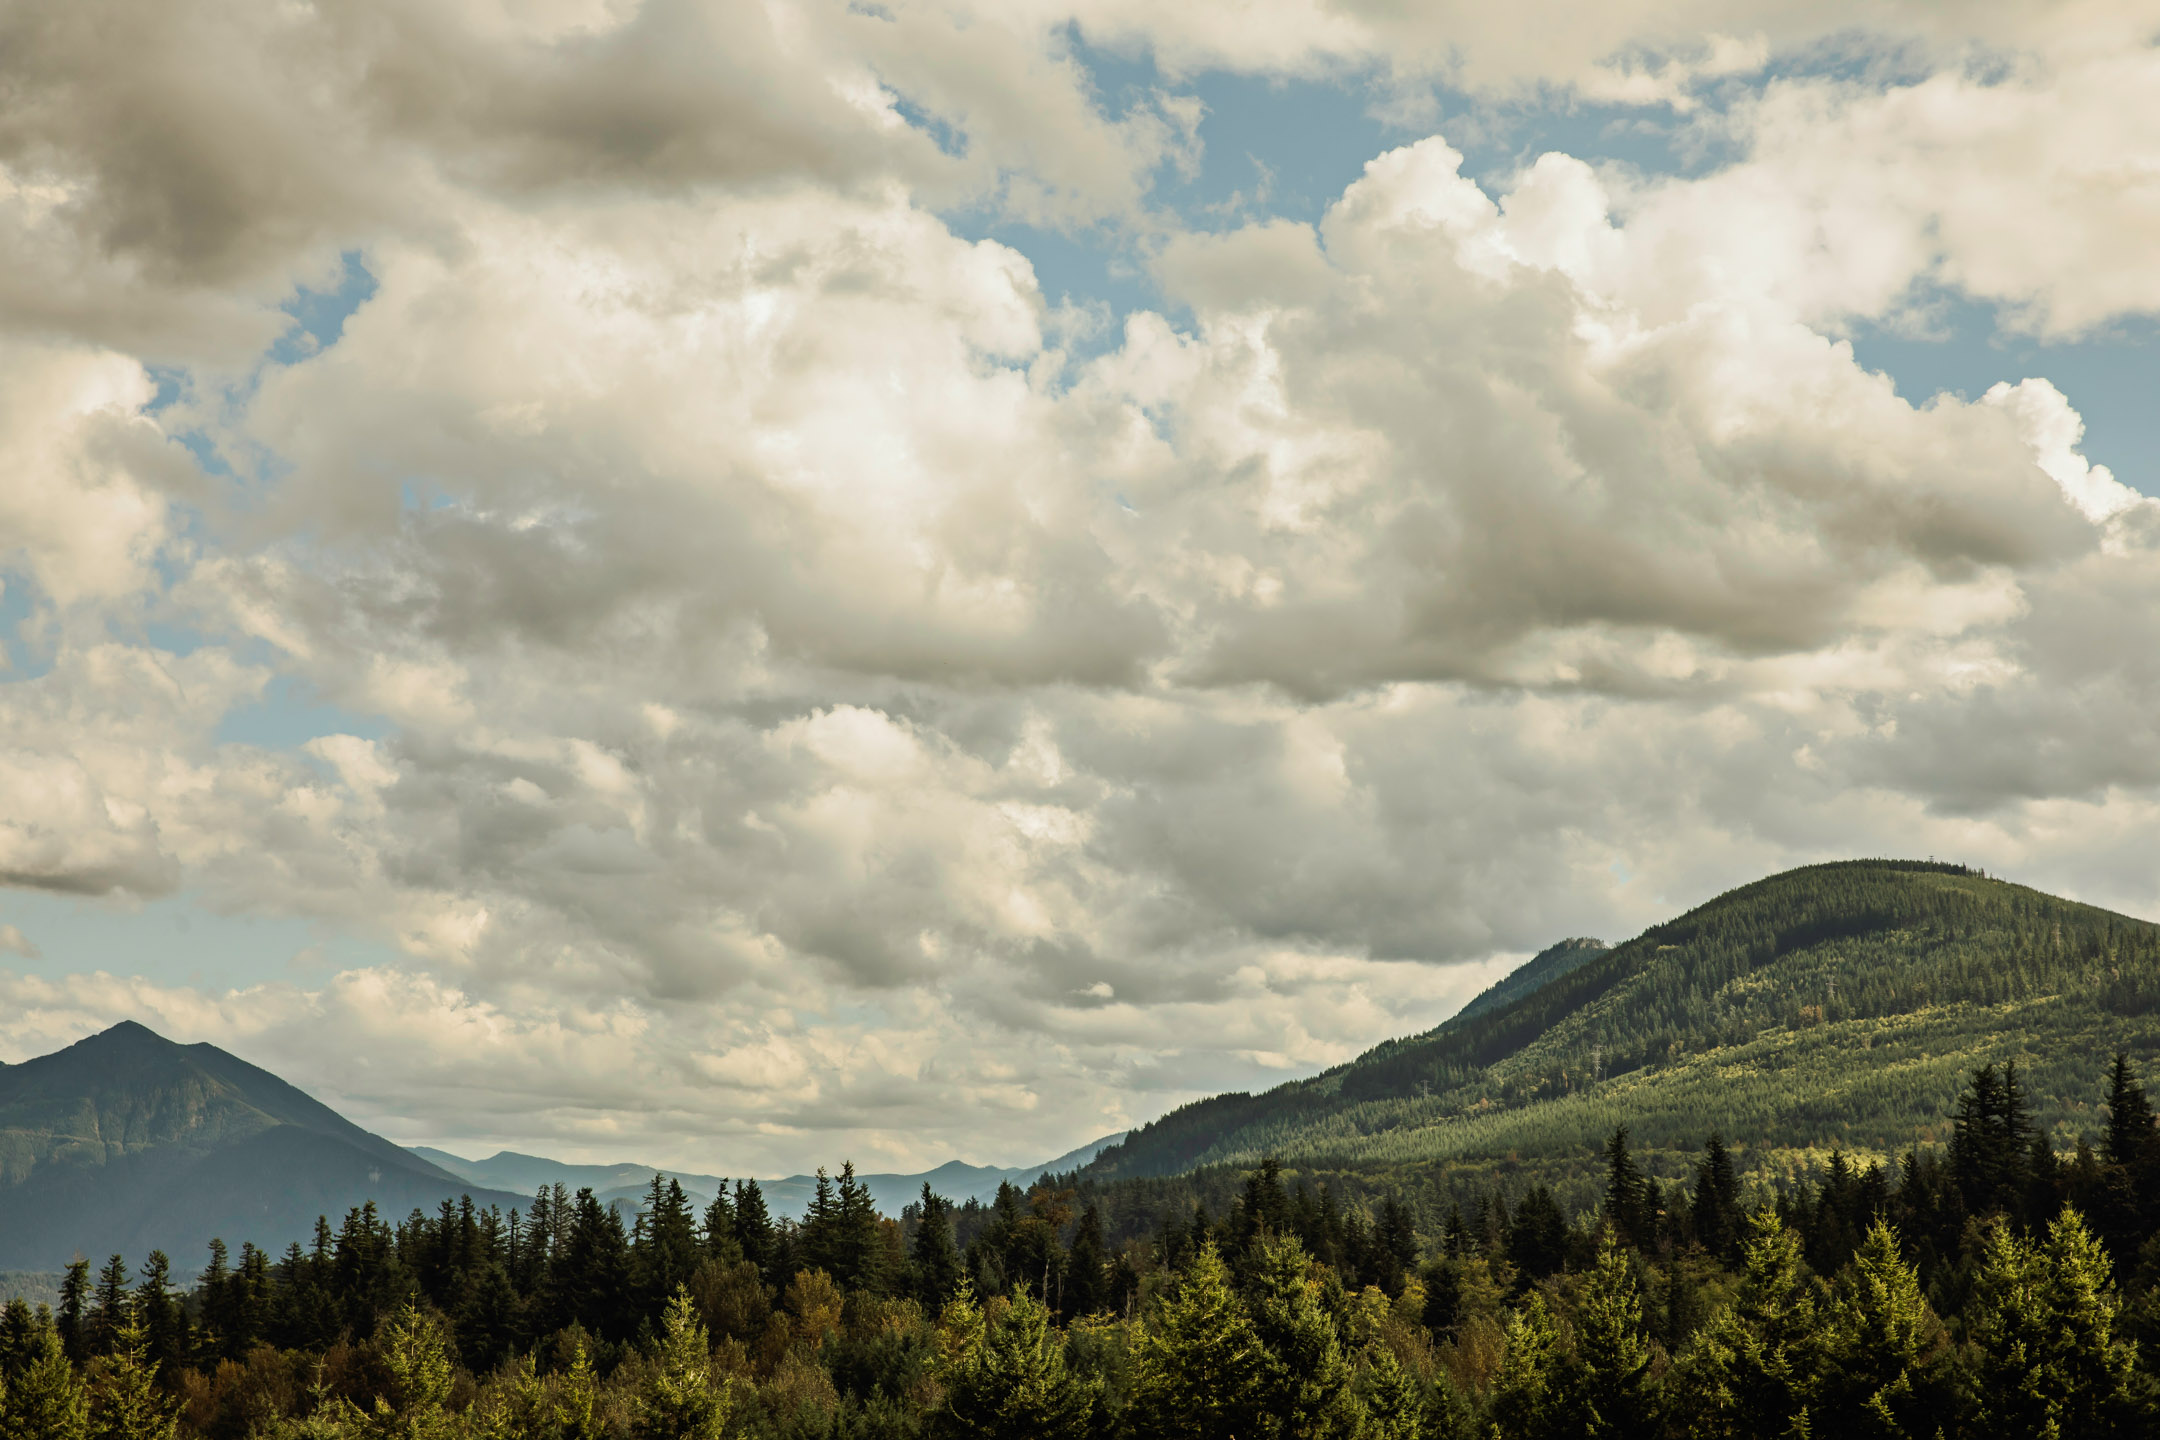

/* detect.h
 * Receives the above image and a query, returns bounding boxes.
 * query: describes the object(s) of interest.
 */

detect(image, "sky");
[3,0,2160,1177]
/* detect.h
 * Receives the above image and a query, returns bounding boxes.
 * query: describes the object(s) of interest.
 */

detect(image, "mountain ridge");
[1081,860,2160,1185]
[0,1023,526,1269]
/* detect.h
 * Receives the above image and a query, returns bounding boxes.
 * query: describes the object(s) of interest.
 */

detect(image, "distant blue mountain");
[407,1131,1127,1220]
[0,1023,525,1270]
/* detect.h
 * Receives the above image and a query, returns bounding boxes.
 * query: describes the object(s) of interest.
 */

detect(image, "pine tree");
[88,1307,178,1440]
[1694,1133,1741,1258]
[1563,1231,1658,1439]
[1675,1211,1822,1439]
[1507,1186,1569,1281]
[554,1335,606,1440]
[1061,1204,1111,1319]
[1603,1128,1654,1249]
[633,1176,703,1314]
[1,1321,89,1440]
[1819,1220,1944,1438]
[1968,1207,2142,1438]
[131,1252,181,1374]
[361,1301,456,1440]
[914,1186,966,1311]
[635,1288,731,1440]
[700,1182,737,1260]
[1124,1241,1265,1440]
[1248,1235,1364,1440]
[1359,1343,1425,1440]
[732,1179,777,1285]
[89,1257,128,1357]
[1488,1293,1564,1440]
[56,1261,89,1365]
[934,1284,1097,1440]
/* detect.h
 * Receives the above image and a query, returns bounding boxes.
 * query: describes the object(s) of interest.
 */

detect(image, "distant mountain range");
[0,1019,1123,1271]
[1080,861,2160,1186]
[408,1134,1127,1221]
[0,1022,526,1271]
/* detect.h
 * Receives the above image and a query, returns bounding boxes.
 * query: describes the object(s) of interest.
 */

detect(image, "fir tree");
[89,1256,128,1357]
[362,1301,456,1440]
[1676,1210,1822,1439]
[1968,1207,2143,1438]
[1562,1232,1658,1439]
[732,1179,777,1284]
[934,1284,1097,1440]
[914,1186,966,1311]
[1,1321,89,1440]
[1693,1133,1741,1258]
[1248,1235,1364,1440]
[1124,1241,1265,1440]
[635,1288,732,1440]
[88,1307,178,1440]
[1488,1293,1564,1440]
[1603,1128,1655,1249]
[56,1260,89,1365]
[1819,1220,1944,1438]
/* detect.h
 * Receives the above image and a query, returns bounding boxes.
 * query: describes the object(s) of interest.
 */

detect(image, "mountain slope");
[0,1023,523,1269]
[1083,861,2160,1184]
[1449,937,1610,1027]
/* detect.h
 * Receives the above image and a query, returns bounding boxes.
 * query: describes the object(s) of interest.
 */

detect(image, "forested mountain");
[1082,861,2160,1189]
[0,1023,523,1269]
[1449,937,1611,1027]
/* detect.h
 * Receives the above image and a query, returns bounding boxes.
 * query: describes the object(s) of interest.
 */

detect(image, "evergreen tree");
[1693,1133,1741,1258]
[1359,1343,1426,1440]
[554,1334,606,1440]
[1125,1241,1265,1440]
[633,1175,703,1314]
[1488,1293,1564,1440]
[1952,1062,2035,1219]
[1061,1203,1111,1319]
[911,1185,966,1312]
[130,1251,182,1373]
[1507,1186,1569,1281]
[732,1179,777,1284]
[1676,1211,1822,1439]
[635,1288,732,1440]
[699,1182,737,1260]
[56,1260,89,1365]
[1603,1128,1655,1249]
[1,1321,88,1440]
[1967,1207,2142,1438]
[1248,1235,1364,1440]
[1561,1232,1658,1439]
[88,1308,178,1440]
[361,1301,456,1440]
[933,1284,1097,1440]
[1819,1220,1945,1438]
[89,1257,128,1357]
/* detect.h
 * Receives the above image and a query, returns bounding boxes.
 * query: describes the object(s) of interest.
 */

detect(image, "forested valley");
[5,1052,2160,1438]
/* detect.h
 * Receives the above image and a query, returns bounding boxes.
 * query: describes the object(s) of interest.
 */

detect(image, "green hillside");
[1084,861,2160,1188]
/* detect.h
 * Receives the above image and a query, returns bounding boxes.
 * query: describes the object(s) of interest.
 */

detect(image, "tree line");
[6,1052,2160,1436]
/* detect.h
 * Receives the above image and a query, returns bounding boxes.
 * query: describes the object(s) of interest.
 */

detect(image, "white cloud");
[4,0,2160,1172]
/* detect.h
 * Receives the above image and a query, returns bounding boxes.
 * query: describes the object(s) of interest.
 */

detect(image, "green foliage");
[1,1320,89,1440]
[89,1308,178,1440]
[359,1302,455,1440]
[1561,1233,1658,1438]
[1487,1294,1563,1440]
[1817,1220,1944,1437]
[1676,1211,1822,1439]
[1124,1243,1265,1440]
[933,1284,1096,1440]
[635,1288,731,1440]
[1967,1208,2143,1438]
[1247,1236,1363,1440]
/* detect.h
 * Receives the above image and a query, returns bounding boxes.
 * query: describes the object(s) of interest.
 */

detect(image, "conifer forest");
[5,1052,2160,1439]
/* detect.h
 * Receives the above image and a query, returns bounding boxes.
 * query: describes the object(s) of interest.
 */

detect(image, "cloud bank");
[3,0,2159,1173]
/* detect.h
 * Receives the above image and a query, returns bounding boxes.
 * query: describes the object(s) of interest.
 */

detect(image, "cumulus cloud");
[4,0,2160,1170]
